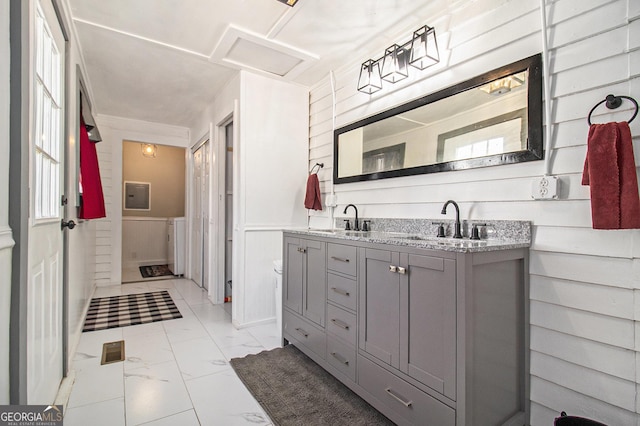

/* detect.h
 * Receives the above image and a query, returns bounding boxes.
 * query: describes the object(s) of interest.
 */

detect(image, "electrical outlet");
[325,194,338,208]
[531,176,559,200]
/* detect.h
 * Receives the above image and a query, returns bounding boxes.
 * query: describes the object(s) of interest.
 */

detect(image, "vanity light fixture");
[276,0,299,6]
[141,143,157,158]
[357,24,440,94]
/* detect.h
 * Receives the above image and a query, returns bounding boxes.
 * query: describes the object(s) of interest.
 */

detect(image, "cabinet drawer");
[327,336,357,382]
[327,304,357,345]
[358,355,455,426]
[327,243,357,276]
[283,310,326,359]
[328,273,357,311]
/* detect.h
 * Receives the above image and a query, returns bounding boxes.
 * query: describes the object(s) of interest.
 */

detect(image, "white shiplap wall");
[95,131,114,287]
[308,0,640,424]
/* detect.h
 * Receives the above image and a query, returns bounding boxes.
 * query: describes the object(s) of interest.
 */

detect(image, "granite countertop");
[285,219,531,253]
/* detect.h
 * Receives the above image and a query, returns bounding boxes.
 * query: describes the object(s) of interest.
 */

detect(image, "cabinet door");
[400,253,456,400]
[303,239,326,327]
[283,237,303,314]
[359,248,400,368]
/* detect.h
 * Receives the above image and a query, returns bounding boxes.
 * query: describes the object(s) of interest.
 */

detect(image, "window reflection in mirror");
[334,54,542,183]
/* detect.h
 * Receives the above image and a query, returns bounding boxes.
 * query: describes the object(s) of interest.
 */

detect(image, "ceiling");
[65,0,449,129]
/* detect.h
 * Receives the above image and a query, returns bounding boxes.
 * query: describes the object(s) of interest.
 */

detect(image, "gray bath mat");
[230,344,393,426]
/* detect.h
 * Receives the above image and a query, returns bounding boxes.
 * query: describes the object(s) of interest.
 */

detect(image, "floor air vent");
[101,340,125,365]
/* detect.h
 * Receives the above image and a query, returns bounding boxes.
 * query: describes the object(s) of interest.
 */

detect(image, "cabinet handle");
[331,318,350,330]
[297,247,307,253]
[295,327,309,338]
[385,387,413,407]
[331,256,350,263]
[330,287,350,297]
[389,265,398,273]
[397,267,406,275]
[331,351,349,365]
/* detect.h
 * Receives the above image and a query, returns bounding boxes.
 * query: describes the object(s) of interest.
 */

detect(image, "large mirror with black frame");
[334,54,543,184]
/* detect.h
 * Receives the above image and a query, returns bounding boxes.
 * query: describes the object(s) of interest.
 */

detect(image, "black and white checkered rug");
[82,291,182,332]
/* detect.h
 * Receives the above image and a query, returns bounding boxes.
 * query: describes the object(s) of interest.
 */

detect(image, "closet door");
[191,145,204,287]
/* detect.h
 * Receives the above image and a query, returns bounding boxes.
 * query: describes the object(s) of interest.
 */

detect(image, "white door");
[27,0,66,404]
[191,146,204,287]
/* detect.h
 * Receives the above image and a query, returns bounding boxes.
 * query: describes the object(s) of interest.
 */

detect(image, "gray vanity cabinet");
[401,252,457,399]
[282,231,528,426]
[283,236,326,327]
[358,248,401,367]
[359,248,457,400]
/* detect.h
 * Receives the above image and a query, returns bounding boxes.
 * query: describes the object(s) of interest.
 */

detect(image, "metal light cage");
[357,59,383,94]
[409,25,440,70]
[381,44,410,83]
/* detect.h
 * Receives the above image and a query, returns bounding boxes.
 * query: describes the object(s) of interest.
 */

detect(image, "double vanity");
[282,218,530,426]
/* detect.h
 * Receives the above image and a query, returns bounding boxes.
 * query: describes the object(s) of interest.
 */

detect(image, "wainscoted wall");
[308,0,640,424]
[94,115,190,286]
[121,217,169,268]
[190,71,309,326]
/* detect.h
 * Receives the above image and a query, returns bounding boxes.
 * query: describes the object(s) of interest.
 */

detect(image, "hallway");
[64,279,279,425]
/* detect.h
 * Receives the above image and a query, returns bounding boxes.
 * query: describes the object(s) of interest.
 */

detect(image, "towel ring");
[587,94,638,125]
[310,162,324,174]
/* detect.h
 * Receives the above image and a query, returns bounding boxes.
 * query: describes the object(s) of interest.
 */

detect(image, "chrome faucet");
[343,204,359,231]
[441,200,462,239]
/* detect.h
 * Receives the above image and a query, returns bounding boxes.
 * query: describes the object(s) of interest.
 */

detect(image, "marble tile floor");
[64,279,281,426]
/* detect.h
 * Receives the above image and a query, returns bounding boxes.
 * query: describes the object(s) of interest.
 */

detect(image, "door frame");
[9,0,31,404]
[212,107,237,306]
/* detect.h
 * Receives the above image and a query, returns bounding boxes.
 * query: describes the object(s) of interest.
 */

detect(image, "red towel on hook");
[582,122,640,229]
[78,116,106,219]
[304,173,323,210]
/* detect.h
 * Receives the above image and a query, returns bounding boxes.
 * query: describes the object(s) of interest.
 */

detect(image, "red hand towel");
[79,117,106,219]
[304,173,322,211]
[582,122,640,229]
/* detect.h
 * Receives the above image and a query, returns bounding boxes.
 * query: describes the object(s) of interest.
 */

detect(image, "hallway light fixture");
[357,24,439,94]
[479,72,525,95]
[141,143,157,158]
[276,0,299,6]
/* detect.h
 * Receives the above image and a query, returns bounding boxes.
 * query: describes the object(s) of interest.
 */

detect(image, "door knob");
[61,219,76,230]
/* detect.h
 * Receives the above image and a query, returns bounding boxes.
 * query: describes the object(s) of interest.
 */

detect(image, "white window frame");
[32,3,63,223]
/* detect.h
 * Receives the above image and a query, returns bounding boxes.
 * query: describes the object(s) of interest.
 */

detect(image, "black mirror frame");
[333,53,543,184]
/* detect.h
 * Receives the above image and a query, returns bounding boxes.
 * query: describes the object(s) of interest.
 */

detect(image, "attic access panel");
[124,181,150,210]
